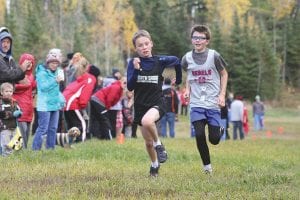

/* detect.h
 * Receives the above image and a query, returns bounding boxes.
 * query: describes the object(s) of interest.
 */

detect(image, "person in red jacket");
[89,77,126,139]
[63,57,96,142]
[179,87,189,116]
[13,53,36,149]
[243,105,249,135]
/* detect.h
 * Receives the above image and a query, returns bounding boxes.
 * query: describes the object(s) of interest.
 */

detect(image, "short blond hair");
[0,82,13,93]
[132,30,152,47]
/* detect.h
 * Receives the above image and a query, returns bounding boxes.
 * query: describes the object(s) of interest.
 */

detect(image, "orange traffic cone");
[266,130,272,138]
[278,127,284,134]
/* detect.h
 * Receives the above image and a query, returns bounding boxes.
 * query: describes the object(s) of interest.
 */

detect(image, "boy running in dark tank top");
[127,30,182,177]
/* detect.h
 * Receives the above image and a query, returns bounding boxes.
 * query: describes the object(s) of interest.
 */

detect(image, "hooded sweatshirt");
[0,31,25,84]
[13,53,37,122]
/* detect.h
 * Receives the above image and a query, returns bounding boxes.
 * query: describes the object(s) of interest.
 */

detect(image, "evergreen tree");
[22,0,46,61]
[286,5,300,88]
[4,6,21,59]
[73,24,85,54]
[129,0,191,57]
[239,15,260,99]
[227,10,246,95]
[258,30,280,99]
[210,22,225,54]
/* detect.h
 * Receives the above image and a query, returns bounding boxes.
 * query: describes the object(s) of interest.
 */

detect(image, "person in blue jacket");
[32,49,65,150]
[127,29,182,177]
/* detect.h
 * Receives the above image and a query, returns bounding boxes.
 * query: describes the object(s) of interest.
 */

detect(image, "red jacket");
[180,92,189,106]
[92,81,123,110]
[13,54,36,122]
[63,73,96,110]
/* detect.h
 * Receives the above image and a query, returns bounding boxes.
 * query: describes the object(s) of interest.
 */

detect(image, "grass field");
[0,107,299,199]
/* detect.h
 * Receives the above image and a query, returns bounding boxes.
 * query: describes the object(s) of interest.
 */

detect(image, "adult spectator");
[230,95,244,140]
[160,78,179,138]
[0,27,28,85]
[253,95,265,131]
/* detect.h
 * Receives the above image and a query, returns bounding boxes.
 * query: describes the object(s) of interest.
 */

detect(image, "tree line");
[1,0,299,100]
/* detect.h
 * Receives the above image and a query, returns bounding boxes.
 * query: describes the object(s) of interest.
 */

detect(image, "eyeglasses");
[192,36,207,41]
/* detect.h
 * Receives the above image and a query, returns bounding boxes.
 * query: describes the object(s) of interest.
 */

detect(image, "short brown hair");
[132,30,152,47]
[191,25,211,40]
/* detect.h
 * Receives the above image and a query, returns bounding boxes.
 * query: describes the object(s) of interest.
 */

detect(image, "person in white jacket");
[230,95,244,140]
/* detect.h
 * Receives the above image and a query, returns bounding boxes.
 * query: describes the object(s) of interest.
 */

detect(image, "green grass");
[0,107,299,199]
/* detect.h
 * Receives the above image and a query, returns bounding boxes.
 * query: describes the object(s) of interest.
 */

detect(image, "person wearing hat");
[32,49,65,151]
[0,27,29,85]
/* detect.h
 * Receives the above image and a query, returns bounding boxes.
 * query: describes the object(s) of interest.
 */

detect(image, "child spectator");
[243,104,249,135]
[13,53,36,149]
[160,77,179,138]
[230,95,245,140]
[253,95,265,131]
[0,82,22,156]
[32,49,65,151]
[180,87,189,116]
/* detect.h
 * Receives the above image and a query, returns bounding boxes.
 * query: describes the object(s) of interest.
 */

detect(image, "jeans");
[232,121,244,140]
[0,129,14,156]
[191,123,195,138]
[220,119,227,141]
[32,111,59,150]
[160,112,176,138]
[18,121,31,149]
[254,114,264,131]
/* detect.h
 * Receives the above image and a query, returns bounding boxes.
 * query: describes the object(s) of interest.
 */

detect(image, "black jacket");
[162,86,179,114]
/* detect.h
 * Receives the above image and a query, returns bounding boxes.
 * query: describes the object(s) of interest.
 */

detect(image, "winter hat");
[67,52,74,60]
[0,26,9,33]
[112,68,120,76]
[88,64,101,79]
[112,68,121,80]
[46,48,62,64]
[255,95,260,101]
[19,53,35,69]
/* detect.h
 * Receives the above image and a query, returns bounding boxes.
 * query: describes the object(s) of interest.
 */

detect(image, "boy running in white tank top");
[182,25,228,174]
